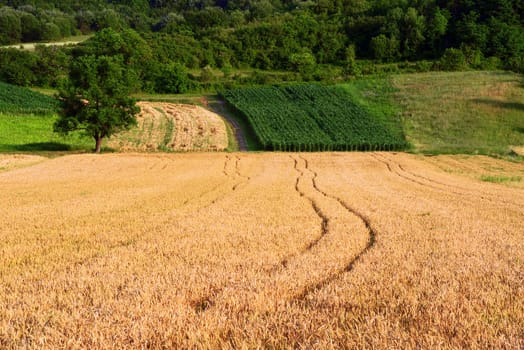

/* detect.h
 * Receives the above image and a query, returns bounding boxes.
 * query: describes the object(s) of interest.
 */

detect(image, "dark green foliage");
[0,7,21,44]
[147,63,192,94]
[54,54,140,153]
[0,48,38,86]
[33,45,71,87]
[0,81,58,114]
[0,0,523,91]
[73,28,153,92]
[223,84,407,151]
[439,48,467,71]
[0,5,77,44]
[20,11,41,42]
[370,34,399,62]
[289,50,317,78]
[41,22,61,41]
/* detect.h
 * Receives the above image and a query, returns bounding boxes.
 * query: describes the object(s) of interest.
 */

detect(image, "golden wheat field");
[1,152,523,349]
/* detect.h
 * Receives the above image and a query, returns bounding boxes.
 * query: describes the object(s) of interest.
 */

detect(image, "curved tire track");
[190,154,372,314]
[232,155,251,191]
[182,155,238,208]
[290,156,329,252]
[372,153,521,209]
[291,155,377,301]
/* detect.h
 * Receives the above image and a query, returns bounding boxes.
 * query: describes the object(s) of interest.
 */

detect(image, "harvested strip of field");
[0,153,522,349]
[106,102,228,152]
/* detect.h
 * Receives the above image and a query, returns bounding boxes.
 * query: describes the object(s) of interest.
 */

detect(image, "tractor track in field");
[378,153,477,192]
[182,155,236,208]
[390,155,523,205]
[256,155,330,274]
[232,155,251,191]
[188,154,253,211]
[190,155,373,313]
[186,155,255,313]
[371,153,522,210]
[290,156,329,254]
[291,155,377,302]
[370,153,461,195]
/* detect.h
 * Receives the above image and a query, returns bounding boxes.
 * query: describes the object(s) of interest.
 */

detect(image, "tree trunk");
[95,136,102,153]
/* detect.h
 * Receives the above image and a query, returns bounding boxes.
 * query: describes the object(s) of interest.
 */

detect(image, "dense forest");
[0,0,523,92]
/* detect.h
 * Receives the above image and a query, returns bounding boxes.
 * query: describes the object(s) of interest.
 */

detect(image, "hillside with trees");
[0,0,523,92]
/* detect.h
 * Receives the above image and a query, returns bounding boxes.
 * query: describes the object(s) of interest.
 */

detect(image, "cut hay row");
[0,153,523,348]
[107,102,228,152]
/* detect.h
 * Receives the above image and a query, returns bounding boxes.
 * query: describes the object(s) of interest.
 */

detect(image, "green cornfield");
[0,81,58,115]
[223,84,407,151]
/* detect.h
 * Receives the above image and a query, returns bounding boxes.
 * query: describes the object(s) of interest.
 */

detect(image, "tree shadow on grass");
[2,142,72,152]
[472,99,524,112]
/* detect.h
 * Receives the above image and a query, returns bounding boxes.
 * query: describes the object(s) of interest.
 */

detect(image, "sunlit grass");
[0,113,92,153]
[480,175,522,183]
[392,71,524,155]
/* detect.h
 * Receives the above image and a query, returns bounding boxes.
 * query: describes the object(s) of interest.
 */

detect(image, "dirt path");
[205,98,249,151]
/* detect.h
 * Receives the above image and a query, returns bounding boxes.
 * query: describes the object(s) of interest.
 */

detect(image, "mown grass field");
[392,71,524,154]
[1,152,522,348]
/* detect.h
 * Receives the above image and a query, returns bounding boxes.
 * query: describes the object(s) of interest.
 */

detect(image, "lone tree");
[54,54,140,153]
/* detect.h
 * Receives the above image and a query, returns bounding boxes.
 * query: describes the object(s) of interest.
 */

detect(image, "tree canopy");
[54,52,140,153]
[0,0,523,91]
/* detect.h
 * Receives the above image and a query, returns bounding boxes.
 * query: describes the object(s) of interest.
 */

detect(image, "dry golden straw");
[1,152,523,349]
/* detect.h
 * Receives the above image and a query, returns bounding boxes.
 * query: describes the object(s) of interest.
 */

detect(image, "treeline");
[0,5,127,43]
[0,0,523,91]
[0,29,194,93]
